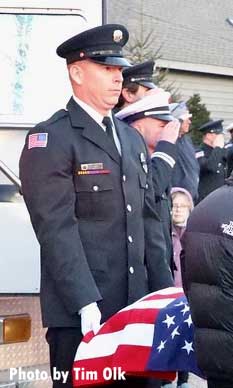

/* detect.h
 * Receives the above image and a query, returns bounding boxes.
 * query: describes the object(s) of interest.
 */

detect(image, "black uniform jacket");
[196,143,227,203]
[151,140,177,271]
[172,135,200,202]
[20,98,173,328]
[182,183,233,380]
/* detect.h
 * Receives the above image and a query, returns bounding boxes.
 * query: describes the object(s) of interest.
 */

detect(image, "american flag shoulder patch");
[28,133,48,149]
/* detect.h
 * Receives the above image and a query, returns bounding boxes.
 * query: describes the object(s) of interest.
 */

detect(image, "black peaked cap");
[56,24,130,67]
[199,119,224,134]
[122,60,156,89]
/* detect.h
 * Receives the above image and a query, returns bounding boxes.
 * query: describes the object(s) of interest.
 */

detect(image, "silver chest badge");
[140,152,148,173]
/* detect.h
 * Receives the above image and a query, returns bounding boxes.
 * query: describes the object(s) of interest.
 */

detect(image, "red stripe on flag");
[114,346,175,380]
[141,291,184,301]
[73,347,175,387]
[94,290,184,336]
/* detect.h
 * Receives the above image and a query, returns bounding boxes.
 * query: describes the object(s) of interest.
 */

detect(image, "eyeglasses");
[172,204,190,209]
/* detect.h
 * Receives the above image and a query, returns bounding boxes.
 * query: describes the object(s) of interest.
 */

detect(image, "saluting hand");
[159,119,180,144]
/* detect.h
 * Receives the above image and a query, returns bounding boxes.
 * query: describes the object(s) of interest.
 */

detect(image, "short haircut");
[115,82,140,110]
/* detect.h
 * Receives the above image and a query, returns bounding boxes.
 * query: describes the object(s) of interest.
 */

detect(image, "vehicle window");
[0,11,87,126]
[0,180,19,202]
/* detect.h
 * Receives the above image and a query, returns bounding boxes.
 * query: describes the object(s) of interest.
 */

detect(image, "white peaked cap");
[115,90,174,124]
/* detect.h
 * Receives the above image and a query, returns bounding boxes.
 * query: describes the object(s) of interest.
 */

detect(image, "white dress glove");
[159,119,180,144]
[79,302,101,336]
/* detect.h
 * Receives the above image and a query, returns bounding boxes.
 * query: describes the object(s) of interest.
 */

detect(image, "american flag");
[72,287,204,386]
[28,133,48,149]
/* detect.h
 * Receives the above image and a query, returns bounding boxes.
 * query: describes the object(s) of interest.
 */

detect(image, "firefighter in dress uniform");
[195,119,227,203]
[116,90,179,273]
[114,60,157,112]
[20,24,173,388]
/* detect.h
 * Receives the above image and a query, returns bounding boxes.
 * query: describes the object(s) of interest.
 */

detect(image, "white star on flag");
[157,340,167,353]
[162,314,175,328]
[174,301,186,307]
[171,326,180,339]
[182,340,194,355]
[184,315,193,327]
[181,304,190,315]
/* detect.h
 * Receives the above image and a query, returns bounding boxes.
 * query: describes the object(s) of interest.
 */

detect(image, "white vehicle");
[0,1,104,386]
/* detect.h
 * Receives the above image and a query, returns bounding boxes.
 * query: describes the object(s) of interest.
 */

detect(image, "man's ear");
[131,120,145,136]
[121,87,137,103]
[69,63,83,85]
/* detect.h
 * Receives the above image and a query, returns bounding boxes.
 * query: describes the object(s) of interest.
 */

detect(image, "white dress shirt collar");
[73,95,113,129]
[72,95,121,154]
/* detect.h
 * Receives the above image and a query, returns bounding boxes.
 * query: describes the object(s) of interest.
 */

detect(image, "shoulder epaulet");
[37,109,68,128]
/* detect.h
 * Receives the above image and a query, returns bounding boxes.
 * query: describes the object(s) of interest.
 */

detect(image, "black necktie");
[102,116,114,139]
[102,116,119,154]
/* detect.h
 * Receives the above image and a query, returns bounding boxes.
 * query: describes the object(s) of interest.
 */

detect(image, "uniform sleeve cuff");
[151,141,177,168]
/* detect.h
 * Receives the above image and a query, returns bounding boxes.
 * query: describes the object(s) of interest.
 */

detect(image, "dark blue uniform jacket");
[20,98,173,328]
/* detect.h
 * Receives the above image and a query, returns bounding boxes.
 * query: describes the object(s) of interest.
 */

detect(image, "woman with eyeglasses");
[171,187,194,288]
[161,187,194,388]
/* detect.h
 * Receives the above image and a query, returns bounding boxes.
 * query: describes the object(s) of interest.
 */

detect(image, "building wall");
[106,0,233,129]
[162,70,233,129]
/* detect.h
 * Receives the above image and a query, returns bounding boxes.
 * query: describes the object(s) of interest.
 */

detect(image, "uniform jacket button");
[127,204,132,212]
[129,266,134,274]
[128,235,133,243]
[93,185,99,191]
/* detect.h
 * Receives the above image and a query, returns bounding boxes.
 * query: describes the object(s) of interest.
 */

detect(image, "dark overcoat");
[20,98,173,328]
